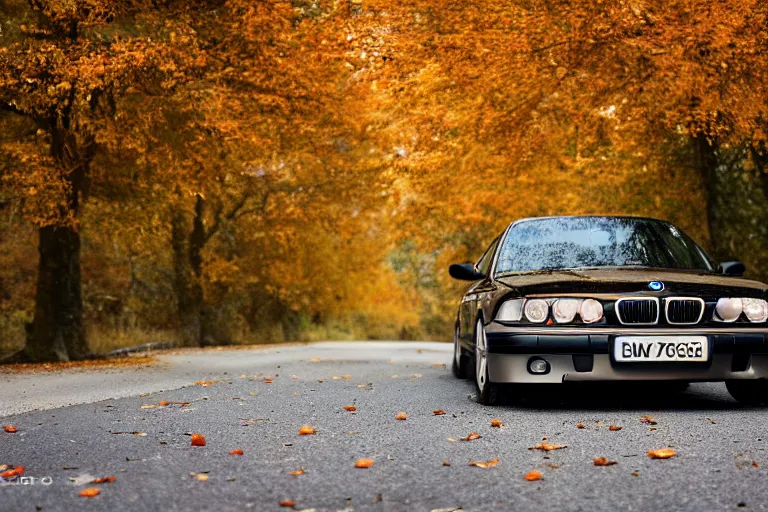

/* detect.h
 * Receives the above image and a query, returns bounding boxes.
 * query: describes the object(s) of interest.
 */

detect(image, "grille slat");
[616,298,658,324]
[665,298,704,324]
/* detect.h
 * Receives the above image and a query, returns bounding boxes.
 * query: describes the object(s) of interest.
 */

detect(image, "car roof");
[508,215,671,228]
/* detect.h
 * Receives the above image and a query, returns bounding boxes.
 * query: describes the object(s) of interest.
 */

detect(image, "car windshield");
[495,217,714,274]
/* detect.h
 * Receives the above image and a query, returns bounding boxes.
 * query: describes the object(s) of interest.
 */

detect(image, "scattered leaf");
[395,412,407,420]
[469,458,499,468]
[391,375,399,379]
[279,499,296,507]
[289,468,305,476]
[524,470,542,481]
[753,461,760,468]
[529,442,567,451]
[299,426,316,436]
[229,449,243,455]
[433,409,446,416]
[355,458,374,468]
[447,438,457,442]
[547,463,560,469]
[292,375,299,379]
[191,473,208,481]
[640,415,658,425]
[706,417,716,424]
[491,419,502,428]
[357,384,367,388]
[332,376,340,380]
[90,476,116,484]
[311,358,321,362]
[263,378,273,384]
[344,405,357,412]
[576,423,585,429]
[194,381,214,387]
[342,375,352,379]
[191,433,206,446]
[461,432,481,441]
[649,427,657,431]
[442,461,451,467]
[647,448,676,459]
[631,471,640,477]
[1,466,24,479]
[79,488,100,498]
[609,425,622,431]
[4,425,18,433]
[594,457,617,466]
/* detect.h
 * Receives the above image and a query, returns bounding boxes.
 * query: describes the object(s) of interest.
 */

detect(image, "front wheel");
[474,319,501,405]
[726,379,768,405]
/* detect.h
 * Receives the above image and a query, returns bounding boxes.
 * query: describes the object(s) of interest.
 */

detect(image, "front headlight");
[552,299,580,323]
[524,299,549,323]
[496,299,523,322]
[579,299,603,323]
[715,298,743,322]
[742,298,768,323]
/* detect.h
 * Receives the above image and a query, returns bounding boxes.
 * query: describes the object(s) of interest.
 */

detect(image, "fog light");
[528,358,550,375]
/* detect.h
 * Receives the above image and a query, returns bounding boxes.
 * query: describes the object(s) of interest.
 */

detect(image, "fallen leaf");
[576,423,585,429]
[524,470,542,481]
[432,363,446,367]
[640,415,658,425]
[357,384,366,388]
[292,375,299,379]
[355,458,374,468]
[298,426,315,436]
[395,412,407,420]
[491,419,502,428]
[647,448,676,459]
[391,375,399,379]
[158,401,169,406]
[447,438,457,442]
[279,499,296,507]
[229,449,243,455]
[79,488,100,498]
[609,425,622,431]
[90,476,116,484]
[289,468,305,476]
[263,378,273,384]
[0,466,24,479]
[529,442,567,451]
[753,461,760,468]
[311,358,321,362]
[194,381,213,387]
[342,375,352,379]
[344,405,357,412]
[4,425,18,433]
[469,458,499,468]
[191,473,208,481]
[191,433,206,446]
[111,431,147,436]
[649,427,657,431]
[332,376,340,380]
[631,471,640,477]
[706,417,716,424]
[433,409,446,416]
[442,461,451,467]
[594,457,617,466]
[547,463,560,469]
[461,432,482,441]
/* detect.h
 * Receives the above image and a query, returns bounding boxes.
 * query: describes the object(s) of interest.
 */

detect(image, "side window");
[476,238,499,276]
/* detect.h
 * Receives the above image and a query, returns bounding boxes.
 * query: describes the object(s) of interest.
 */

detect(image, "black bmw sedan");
[449,216,768,405]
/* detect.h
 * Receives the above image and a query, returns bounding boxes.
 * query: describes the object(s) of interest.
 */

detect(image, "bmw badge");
[648,281,664,291]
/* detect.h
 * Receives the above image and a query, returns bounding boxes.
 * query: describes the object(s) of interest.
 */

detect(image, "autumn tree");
[0,0,203,361]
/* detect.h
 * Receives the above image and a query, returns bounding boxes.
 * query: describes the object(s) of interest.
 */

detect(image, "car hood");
[495,268,768,298]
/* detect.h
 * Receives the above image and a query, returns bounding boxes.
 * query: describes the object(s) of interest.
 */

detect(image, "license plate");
[614,336,709,362]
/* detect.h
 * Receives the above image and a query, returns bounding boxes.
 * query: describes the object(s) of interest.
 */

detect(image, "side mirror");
[718,261,746,276]
[449,263,485,281]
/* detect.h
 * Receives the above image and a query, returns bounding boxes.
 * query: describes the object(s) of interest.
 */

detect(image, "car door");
[459,237,500,347]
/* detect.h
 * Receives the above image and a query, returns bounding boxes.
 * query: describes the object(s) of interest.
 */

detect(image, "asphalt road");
[1,341,767,511]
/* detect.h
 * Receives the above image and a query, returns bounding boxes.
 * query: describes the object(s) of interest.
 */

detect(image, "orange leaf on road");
[469,458,499,468]
[263,378,273,384]
[647,448,676,459]
[491,419,502,428]
[355,458,374,468]
[191,433,206,446]
[529,442,567,451]
[90,476,116,484]
[4,425,18,433]
[524,470,542,481]
[576,423,585,429]
[395,412,407,420]
[461,432,481,441]
[343,405,357,412]
[279,499,296,507]
[609,425,622,431]
[0,466,24,479]
[640,415,658,425]
[229,449,243,455]
[594,457,617,466]
[298,426,315,436]
[289,468,305,476]
[442,461,451,466]
[433,409,446,416]
[79,488,101,498]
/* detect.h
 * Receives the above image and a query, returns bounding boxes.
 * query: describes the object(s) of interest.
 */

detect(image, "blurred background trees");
[1,0,767,360]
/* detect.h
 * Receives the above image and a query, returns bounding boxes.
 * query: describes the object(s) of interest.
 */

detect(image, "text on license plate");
[614,336,709,362]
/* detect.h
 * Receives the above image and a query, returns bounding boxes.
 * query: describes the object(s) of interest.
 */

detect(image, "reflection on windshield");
[495,217,714,274]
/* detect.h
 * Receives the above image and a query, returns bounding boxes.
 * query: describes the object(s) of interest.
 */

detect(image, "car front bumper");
[484,322,768,384]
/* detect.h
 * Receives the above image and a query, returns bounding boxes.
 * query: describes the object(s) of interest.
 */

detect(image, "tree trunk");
[696,136,768,282]
[171,200,204,347]
[22,224,88,361]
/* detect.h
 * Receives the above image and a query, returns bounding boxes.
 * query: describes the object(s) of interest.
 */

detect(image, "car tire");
[452,325,469,379]
[473,319,500,405]
[726,379,768,405]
